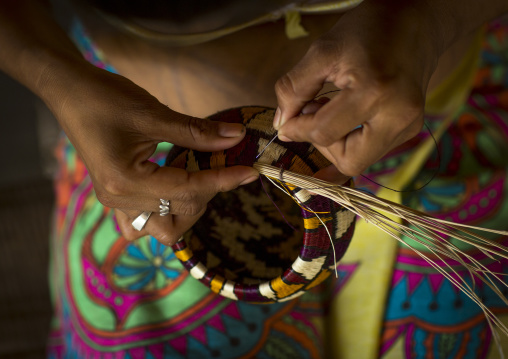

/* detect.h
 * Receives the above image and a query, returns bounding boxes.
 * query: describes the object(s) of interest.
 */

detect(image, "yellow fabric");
[425,28,486,115]
[329,29,484,359]
[487,314,508,359]
[381,334,405,359]
[285,11,310,39]
[330,203,400,359]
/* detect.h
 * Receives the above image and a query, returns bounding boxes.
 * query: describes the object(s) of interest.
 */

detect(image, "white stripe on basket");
[189,262,207,280]
[220,280,238,301]
[335,210,356,238]
[259,282,277,300]
[292,256,327,280]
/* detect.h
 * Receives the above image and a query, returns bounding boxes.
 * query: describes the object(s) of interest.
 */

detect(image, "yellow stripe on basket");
[210,275,226,294]
[303,216,332,230]
[285,183,297,192]
[270,277,304,299]
[174,248,192,262]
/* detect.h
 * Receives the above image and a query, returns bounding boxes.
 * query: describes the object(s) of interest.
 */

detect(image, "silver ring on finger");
[159,199,170,216]
[131,211,152,231]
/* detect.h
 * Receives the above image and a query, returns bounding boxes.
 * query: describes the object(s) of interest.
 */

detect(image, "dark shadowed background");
[0,1,73,356]
[0,70,58,358]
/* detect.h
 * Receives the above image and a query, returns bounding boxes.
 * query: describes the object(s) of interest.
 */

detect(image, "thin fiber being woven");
[166,106,356,303]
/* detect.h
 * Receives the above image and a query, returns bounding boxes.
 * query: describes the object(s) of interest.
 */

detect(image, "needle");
[256,133,278,159]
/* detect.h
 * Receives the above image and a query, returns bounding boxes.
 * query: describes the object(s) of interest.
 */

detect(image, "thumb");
[187,165,260,194]
[143,164,260,210]
[144,107,247,152]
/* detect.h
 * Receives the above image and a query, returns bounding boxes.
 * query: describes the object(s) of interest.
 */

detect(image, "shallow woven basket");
[166,106,356,303]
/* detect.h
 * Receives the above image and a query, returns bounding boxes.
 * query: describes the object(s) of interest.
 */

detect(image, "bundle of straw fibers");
[166,106,508,339]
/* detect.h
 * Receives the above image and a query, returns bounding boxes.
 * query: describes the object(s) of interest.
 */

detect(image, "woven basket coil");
[166,106,356,303]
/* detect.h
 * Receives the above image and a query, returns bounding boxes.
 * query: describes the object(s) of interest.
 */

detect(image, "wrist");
[342,0,444,88]
[34,50,98,119]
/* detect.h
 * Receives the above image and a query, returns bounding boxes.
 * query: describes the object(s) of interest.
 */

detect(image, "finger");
[274,44,334,130]
[277,89,366,146]
[98,163,259,216]
[143,108,248,152]
[115,208,149,241]
[119,207,204,246]
[153,210,206,246]
[313,116,421,177]
[300,97,330,115]
[147,165,260,216]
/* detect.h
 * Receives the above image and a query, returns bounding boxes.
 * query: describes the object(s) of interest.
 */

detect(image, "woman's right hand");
[46,64,258,245]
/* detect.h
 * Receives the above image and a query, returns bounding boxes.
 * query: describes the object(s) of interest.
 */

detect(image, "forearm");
[396,0,508,55]
[332,0,508,92]
[0,0,94,114]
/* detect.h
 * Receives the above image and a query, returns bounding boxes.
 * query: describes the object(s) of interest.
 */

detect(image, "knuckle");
[185,117,213,142]
[275,74,297,100]
[94,176,131,208]
[172,191,205,216]
[309,37,340,59]
[308,38,342,74]
[103,177,129,196]
[94,189,116,208]
[179,203,203,217]
[208,170,228,193]
[217,182,231,193]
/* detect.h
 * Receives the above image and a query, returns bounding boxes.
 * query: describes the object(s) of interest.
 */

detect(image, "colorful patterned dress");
[48,15,508,359]
[376,18,508,359]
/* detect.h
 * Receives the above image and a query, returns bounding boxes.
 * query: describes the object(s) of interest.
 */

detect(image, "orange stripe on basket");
[303,217,331,230]
[210,275,226,294]
[271,277,304,298]
[174,248,192,262]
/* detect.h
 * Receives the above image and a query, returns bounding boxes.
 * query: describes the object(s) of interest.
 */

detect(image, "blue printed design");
[113,236,183,291]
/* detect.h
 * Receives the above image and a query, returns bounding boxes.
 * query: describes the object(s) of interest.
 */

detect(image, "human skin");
[1,0,507,245]
[274,0,508,183]
[0,0,259,245]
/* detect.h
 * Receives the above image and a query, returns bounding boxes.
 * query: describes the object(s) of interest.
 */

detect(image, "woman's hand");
[274,0,444,183]
[0,1,258,246]
[50,65,258,245]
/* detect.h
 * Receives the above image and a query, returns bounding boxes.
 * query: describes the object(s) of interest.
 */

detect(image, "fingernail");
[301,101,320,115]
[278,134,293,142]
[218,123,245,137]
[240,175,259,186]
[273,107,281,130]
